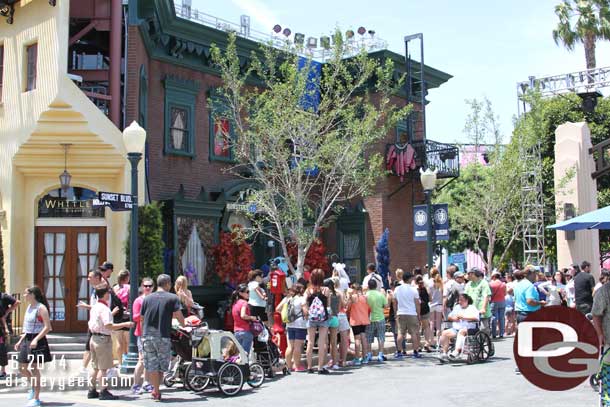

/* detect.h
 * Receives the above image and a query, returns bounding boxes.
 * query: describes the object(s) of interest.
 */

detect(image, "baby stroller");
[164,317,205,389]
[253,325,288,378]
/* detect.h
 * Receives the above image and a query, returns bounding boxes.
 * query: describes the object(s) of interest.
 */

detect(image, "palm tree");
[552,0,610,70]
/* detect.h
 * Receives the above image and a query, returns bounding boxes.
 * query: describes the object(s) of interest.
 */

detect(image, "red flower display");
[286,238,330,274]
[212,225,254,286]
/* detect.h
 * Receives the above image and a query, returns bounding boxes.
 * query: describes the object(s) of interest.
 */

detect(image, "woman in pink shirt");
[347,283,370,366]
[130,278,154,394]
[231,284,257,353]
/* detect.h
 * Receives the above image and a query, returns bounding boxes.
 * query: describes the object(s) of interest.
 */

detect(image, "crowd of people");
[0,257,605,405]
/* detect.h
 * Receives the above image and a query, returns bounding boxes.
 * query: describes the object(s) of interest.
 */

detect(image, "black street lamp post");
[420,168,437,271]
[121,121,146,373]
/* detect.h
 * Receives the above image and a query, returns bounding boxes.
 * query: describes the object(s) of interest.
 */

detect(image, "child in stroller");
[253,324,288,378]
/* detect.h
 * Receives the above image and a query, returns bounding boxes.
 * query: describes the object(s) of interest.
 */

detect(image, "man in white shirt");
[438,293,479,361]
[362,263,384,292]
[393,272,422,359]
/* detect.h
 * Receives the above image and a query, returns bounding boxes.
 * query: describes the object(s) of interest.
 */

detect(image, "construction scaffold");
[517,65,610,267]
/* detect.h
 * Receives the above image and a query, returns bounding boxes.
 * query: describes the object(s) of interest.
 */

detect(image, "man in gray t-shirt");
[592,280,610,361]
[141,274,184,400]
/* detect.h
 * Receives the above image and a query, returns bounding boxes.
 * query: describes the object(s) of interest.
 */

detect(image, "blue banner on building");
[413,203,449,241]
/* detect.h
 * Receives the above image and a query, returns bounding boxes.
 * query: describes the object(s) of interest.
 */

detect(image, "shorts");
[307,319,329,329]
[367,320,386,343]
[420,313,430,321]
[0,343,8,367]
[249,305,268,322]
[90,334,114,371]
[137,336,143,354]
[328,316,339,329]
[430,305,443,313]
[85,330,92,352]
[352,324,368,336]
[18,334,52,364]
[396,315,419,338]
[142,336,172,372]
[337,314,350,332]
[287,327,307,341]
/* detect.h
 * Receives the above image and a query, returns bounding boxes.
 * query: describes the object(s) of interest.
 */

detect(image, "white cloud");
[230,0,278,32]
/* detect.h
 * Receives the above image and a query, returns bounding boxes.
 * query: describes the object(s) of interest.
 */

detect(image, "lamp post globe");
[123,121,147,153]
[420,168,437,272]
[122,121,146,373]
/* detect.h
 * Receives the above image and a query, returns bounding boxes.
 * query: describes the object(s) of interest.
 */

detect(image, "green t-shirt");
[465,279,492,318]
[366,290,388,322]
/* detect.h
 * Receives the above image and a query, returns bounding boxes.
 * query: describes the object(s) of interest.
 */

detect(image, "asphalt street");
[0,338,598,407]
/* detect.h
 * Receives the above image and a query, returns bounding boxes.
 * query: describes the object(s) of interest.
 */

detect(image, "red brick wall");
[126,27,237,201]
[126,29,427,271]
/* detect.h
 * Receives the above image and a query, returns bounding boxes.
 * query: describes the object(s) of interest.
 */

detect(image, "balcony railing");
[386,139,460,181]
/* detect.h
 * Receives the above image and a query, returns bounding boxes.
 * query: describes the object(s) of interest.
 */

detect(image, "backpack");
[286,297,302,323]
[307,292,328,322]
[446,286,459,310]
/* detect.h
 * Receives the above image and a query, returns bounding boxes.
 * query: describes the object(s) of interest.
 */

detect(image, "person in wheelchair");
[438,293,479,361]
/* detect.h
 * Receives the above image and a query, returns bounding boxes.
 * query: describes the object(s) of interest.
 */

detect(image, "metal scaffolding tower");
[517,65,610,266]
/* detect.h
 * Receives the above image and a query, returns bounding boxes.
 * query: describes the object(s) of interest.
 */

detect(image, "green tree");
[514,92,610,263]
[552,0,610,70]
[125,202,164,281]
[211,32,410,276]
[438,98,537,271]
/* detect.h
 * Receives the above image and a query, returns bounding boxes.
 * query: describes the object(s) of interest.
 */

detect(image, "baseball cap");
[468,267,484,278]
[492,271,501,277]
[454,271,464,278]
[100,261,114,271]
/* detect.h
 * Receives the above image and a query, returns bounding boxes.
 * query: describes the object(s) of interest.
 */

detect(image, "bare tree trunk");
[296,245,306,278]
[585,33,596,72]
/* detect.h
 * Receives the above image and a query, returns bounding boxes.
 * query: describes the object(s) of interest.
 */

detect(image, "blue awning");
[547,205,610,230]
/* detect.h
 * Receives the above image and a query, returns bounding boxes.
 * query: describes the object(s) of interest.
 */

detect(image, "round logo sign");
[434,208,447,224]
[513,306,599,391]
[414,209,427,227]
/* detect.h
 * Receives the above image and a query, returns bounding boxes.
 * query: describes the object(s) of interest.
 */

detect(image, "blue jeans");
[234,330,253,354]
[491,302,506,337]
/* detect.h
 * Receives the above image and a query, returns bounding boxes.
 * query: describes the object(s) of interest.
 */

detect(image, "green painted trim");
[163,76,199,157]
[336,212,367,281]
[134,1,452,94]
[138,65,148,130]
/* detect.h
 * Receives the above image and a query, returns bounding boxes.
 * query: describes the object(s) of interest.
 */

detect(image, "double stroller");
[252,325,288,378]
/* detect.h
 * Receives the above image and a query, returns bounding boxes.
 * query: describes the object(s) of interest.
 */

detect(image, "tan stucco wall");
[0,0,145,295]
[554,122,600,278]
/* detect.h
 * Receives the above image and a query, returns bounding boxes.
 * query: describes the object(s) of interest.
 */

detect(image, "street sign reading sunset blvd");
[93,191,135,211]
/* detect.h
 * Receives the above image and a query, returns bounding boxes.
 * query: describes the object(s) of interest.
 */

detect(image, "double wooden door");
[35,227,106,333]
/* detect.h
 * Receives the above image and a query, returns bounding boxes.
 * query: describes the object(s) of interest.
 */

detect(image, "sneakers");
[131,384,142,395]
[27,389,35,401]
[99,389,119,400]
[26,399,41,407]
[394,351,404,359]
[412,350,422,359]
[449,350,460,359]
[142,383,154,393]
[353,358,362,366]
[318,368,330,375]
[377,353,385,362]
[362,353,372,364]
[331,364,340,370]
[295,367,307,372]
[307,368,316,374]
[438,353,449,362]
[87,389,100,399]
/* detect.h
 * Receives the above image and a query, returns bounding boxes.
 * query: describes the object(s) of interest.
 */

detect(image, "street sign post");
[93,191,135,212]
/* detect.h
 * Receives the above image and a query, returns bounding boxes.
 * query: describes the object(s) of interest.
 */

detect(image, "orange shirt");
[349,294,370,326]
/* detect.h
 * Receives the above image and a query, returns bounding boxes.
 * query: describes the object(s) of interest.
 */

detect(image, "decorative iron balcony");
[386,139,459,181]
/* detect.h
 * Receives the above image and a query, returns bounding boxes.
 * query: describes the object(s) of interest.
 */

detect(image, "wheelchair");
[438,321,494,364]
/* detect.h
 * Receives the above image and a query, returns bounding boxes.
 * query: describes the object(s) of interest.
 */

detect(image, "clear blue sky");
[191,0,610,144]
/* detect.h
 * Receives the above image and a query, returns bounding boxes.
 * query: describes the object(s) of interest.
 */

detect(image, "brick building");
[0,0,456,331]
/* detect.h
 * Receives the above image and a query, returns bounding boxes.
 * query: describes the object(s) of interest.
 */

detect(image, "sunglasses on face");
[143,284,153,288]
